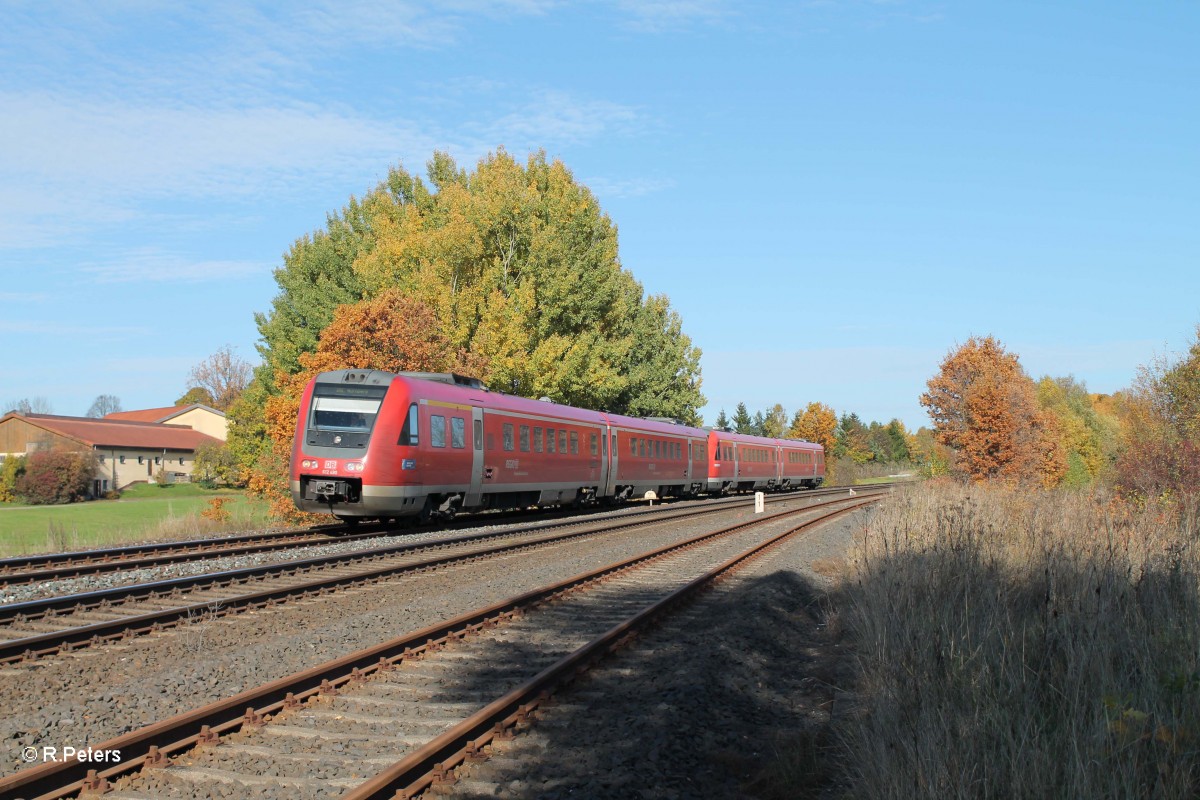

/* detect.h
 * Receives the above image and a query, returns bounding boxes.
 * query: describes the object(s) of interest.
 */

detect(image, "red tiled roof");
[104,406,179,423]
[5,413,222,451]
[105,404,223,423]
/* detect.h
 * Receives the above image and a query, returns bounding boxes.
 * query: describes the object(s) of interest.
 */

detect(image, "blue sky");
[2,1,1197,430]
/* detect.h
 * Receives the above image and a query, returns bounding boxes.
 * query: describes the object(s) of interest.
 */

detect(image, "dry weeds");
[840,481,1200,799]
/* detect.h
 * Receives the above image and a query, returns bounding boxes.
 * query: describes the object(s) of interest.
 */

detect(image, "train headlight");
[346,461,363,472]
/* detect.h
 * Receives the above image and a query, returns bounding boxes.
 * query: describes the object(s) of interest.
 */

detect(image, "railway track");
[0,487,876,664]
[0,488,837,589]
[0,490,879,800]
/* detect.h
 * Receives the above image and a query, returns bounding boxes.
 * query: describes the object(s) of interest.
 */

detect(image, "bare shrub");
[841,481,1200,798]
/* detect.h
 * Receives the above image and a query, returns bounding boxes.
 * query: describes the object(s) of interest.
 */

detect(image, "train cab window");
[590,433,597,455]
[474,420,483,450]
[398,404,419,446]
[451,417,466,449]
[534,427,544,452]
[569,431,578,454]
[503,423,515,451]
[559,430,568,454]
[430,415,446,448]
[547,428,557,453]
[520,425,531,452]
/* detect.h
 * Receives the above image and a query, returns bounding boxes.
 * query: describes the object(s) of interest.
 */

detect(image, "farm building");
[0,408,225,495]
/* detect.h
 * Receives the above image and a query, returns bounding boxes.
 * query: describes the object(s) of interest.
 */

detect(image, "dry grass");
[839,480,1200,799]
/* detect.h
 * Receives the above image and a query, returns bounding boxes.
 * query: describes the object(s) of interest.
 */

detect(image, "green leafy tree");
[837,413,873,463]
[193,442,241,487]
[733,403,754,434]
[760,404,788,439]
[715,409,730,430]
[176,387,216,407]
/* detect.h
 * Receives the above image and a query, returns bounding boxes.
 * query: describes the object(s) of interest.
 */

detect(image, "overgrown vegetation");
[837,482,1200,798]
[12,450,96,504]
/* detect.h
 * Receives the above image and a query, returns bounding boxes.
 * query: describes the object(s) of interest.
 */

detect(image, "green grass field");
[0,484,274,556]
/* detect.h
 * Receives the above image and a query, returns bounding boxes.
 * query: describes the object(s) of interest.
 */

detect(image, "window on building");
[179,457,185,465]
[431,415,446,448]
[451,417,466,449]
[154,456,161,465]
[503,423,514,451]
[98,454,106,464]
[119,455,126,464]
[138,456,144,465]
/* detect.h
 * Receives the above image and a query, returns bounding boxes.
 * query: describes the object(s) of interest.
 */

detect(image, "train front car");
[291,369,408,521]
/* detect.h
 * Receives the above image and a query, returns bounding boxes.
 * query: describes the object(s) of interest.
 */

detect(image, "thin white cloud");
[82,250,269,284]
[0,320,148,338]
[587,175,677,199]
[483,90,644,147]
[615,0,728,31]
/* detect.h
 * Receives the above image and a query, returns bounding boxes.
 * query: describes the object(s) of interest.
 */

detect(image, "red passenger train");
[291,370,824,522]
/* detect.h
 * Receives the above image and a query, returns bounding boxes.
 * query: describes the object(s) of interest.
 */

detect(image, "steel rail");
[0,492,877,800]
[0,486,844,586]
[347,500,874,800]
[0,488,882,663]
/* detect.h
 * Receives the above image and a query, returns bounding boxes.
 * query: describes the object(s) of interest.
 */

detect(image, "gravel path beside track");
[444,503,872,799]
[0,494,854,779]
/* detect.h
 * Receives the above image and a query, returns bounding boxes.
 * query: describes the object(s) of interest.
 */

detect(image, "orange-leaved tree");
[249,289,487,521]
[787,401,839,482]
[921,335,1065,485]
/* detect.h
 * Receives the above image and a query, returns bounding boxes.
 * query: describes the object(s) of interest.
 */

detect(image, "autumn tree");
[921,335,1064,485]
[232,150,705,500]
[14,450,96,504]
[188,345,253,411]
[86,395,122,418]
[1116,326,1200,498]
[761,404,788,438]
[788,402,838,452]
[1035,376,1114,487]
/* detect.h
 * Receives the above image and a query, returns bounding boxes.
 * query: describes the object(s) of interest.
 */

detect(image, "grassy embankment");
[823,481,1200,798]
[0,483,273,557]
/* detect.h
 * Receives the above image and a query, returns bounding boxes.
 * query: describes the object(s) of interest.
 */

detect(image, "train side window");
[520,425,531,452]
[590,433,597,455]
[474,420,483,450]
[534,427,544,452]
[630,438,637,456]
[503,423,514,451]
[569,431,578,454]
[638,439,645,457]
[451,417,465,449]
[398,403,419,446]
[547,428,557,453]
[654,440,661,458]
[559,430,568,454]
[430,415,446,448]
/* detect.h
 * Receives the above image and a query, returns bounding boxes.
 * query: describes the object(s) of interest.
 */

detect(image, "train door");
[602,423,617,498]
[465,407,484,507]
[599,422,613,499]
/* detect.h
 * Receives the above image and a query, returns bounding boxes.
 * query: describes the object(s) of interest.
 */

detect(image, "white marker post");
[754,491,764,514]
[644,490,657,507]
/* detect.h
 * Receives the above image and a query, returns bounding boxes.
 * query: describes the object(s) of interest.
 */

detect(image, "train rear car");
[706,430,825,494]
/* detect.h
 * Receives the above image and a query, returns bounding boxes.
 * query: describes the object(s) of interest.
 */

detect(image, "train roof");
[708,428,823,450]
[313,370,712,437]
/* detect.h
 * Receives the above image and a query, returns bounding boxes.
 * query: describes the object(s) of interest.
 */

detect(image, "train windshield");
[311,396,383,433]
